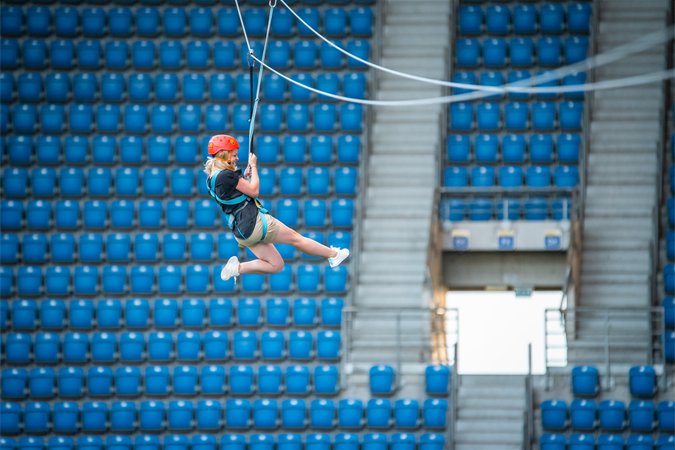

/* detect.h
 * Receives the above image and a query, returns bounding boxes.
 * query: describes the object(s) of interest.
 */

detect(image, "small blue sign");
[498,235,514,250]
[545,235,561,250]
[453,236,469,250]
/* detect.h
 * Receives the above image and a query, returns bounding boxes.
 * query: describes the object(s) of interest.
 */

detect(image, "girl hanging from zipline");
[204,134,350,281]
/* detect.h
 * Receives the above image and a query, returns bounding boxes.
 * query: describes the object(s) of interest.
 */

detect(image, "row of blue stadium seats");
[541,399,674,433]
[0,398,447,435]
[0,134,361,166]
[664,297,675,330]
[1,364,340,400]
[666,264,675,296]
[0,198,355,232]
[0,263,350,297]
[0,297,345,330]
[450,100,583,131]
[1,329,342,365]
[0,38,371,71]
[0,0,374,5]
[1,166,358,199]
[442,197,572,221]
[443,165,578,188]
[0,72,368,104]
[0,6,374,39]
[452,70,586,99]
[456,36,588,68]
[0,433,444,450]
[570,365,663,399]
[0,102,365,135]
[1,229,351,265]
[458,3,591,35]
[540,433,673,450]
[447,133,580,164]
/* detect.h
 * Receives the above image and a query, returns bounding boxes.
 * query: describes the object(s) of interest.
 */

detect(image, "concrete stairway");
[454,375,526,450]
[350,0,450,366]
[573,0,669,367]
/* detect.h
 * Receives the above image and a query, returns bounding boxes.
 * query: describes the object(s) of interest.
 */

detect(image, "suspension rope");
[251,54,675,106]
[235,0,276,157]
[278,0,675,94]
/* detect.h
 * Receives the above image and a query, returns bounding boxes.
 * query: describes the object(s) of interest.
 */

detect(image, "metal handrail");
[522,343,534,450]
[544,306,666,388]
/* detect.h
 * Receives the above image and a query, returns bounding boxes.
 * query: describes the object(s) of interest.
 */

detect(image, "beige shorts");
[235,213,280,247]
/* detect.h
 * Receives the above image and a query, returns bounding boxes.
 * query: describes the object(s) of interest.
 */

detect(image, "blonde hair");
[203,151,236,177]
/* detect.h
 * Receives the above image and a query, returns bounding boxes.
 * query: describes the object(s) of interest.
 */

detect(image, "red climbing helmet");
[207,134,240,156]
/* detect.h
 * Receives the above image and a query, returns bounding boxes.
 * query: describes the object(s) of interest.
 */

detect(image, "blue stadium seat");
[513,4,536,34]
[554,165,578,188]
[658,401,675,433]
[77,40,102,69]
[450,102,473,131]
[281,399,306,429]
[110,402,136,432]
[16,74,41,104]
[570,399,596,431]
[108,233,132,262]
[296,264,320,293]
[370,365,395,395]
[137,7,160,36]
[7,234,29,266]
[332,199,354,228]
[598,400,625,432]
[49,40,73,69]
[628,400,655,432]
[119,332,145,362]
[5,333,31,365]
[305,199,328,228]
[531,102,556,130]
[310,400,335,429]
[53,402,78,434]
[565,36,588,64]
[277,199,300,227]
[200,330,227,361]
[338,400,363,429]
[538,37,562,66]
[148,331,173,362]
[325,266,348,293]
[540,4,565,34]
[483,38,507,68]
[286,104,310,133]
[526,166,551,188]
[233,331,257,360]
[109,8,132,37]
[214,41,237,69]
[83,7,106,37]
[164,7,187,37]
[123,106,148,135]
[190,8,213,36]
[139,400,165,431]
[72,266,97,296]
[568,3,592,34]
[260,331,285,360]
[629,366,657,398]
[0,39,18,70]
[24,402,50,434]
[509,37,534,67]
[0,72,13,103]
[17,266,42,296]
[295,41,318,69]
[253,399,278,429]
[367,399,391,428]
[568,434,595,450]
[243,8,267,36]
[12,299,37,330]
[44,74,69,104]
[199,365,225,395]
[287,330,312,360]
[174,366,199,396]
[167,400,193,432]
[196,400,222,431]
[541,400,567,430]
[181,298,206,328]
[101,265,125,295]
[572,365,599,397]
[340,104,363,131]
[227,366,254,397]
[283,135,306,164]
[12,105,37,134]
[317,73,340,101]
[194,200,217,229]
[290,73,314,102]
[186,41,209,69]
[159,41,183,70]
[474,135,498,162]
[458,5,482,34]
[232,103,251,132]
[559,101,583,130]
[1,368,27,399]
[100,74,126,104]
[97,299,122,329]
[30,167,56,198]
[29,367,55,399]
[317,331,341,360]
[528,134,553,162]
[90,332,117,364]
[59,366,85,396]
[500,134,526,162]
[82,402,108,433]
[126,299,150,329]
[44,266,72,296]
[145,366,169,396]
[0,7,22,37]
[23,40,47,70]
[105,41,129,70]
[267,40,291,70]
[486,4,509,34]
[347,39,370,69]
[499,166,523,188]
[351,7,373,36]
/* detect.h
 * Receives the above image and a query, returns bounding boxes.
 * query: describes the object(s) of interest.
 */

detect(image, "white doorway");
[446,290,566,375]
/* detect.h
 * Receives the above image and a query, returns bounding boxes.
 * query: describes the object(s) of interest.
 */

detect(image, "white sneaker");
[328,247,350,268]
[220,256,240,281]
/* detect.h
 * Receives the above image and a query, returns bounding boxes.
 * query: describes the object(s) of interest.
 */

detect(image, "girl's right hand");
[248,153,258,167]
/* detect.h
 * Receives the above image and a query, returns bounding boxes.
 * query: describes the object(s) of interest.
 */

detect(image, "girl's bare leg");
[238,243,285,275]
[273,221,337,258]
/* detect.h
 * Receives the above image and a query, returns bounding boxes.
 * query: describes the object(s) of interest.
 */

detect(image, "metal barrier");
[544,307,666,389]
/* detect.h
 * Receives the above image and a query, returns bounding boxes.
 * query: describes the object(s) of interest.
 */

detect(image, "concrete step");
[359,272,425,284]
[582,249,651,273]
[361,239,428,252]
[589,152,658,172]
[454,431,522,445]
[458,408,524,420]
[579,283,651,307]
[454,444,521,450]
[591,121,661,135]
[456,420,522,433]
[360,250,426,266]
